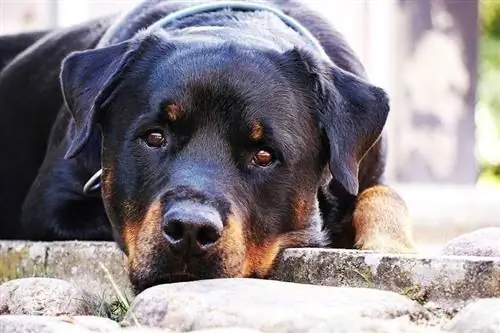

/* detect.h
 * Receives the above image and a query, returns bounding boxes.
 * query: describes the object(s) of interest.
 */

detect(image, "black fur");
[0,0,390,290]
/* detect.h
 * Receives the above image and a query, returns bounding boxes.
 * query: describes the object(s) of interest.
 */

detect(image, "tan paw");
[356,235,416,254]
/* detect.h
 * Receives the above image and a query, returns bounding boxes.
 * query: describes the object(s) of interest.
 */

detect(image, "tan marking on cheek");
[139,200,163,239]
[126,200,163,271]
[101,167,114,201]
[213,214,246,275]
[353,185,415,253]
[165,103,181,121]
[241,231,311,278]
[293,196,311,229]
[249,121,263,141]
[242,238,282,277]
[123,223,138,262]
[121,200,142,258]
[215,210,318,277]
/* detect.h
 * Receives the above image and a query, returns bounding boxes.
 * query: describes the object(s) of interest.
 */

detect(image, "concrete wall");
[389,0,479,185]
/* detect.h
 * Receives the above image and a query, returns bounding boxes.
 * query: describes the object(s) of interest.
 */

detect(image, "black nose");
[163,201,223,254]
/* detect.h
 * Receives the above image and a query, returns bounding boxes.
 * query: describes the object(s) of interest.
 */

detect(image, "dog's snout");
[163,201,223,254]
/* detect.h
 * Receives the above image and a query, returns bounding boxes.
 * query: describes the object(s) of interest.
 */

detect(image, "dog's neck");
[146,1,326,55]
[99,1,327,57]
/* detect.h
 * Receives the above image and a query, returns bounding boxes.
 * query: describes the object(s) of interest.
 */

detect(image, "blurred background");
[1,0,499,251]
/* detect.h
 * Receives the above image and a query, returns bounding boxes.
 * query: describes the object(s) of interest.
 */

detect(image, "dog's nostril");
[163,219,184,242]
[197,225,222,247]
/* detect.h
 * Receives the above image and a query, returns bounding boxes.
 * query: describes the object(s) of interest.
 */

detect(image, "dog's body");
[0,0,414,292]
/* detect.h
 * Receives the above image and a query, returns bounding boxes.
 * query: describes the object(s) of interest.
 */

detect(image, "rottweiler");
[0,0,415,293]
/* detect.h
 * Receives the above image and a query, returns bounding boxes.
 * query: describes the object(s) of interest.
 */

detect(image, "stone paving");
[0,227,499,332]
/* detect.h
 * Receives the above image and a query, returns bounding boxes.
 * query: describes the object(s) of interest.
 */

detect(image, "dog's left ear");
[278,48,389,196]
[316,62,390,197]
[60,40,139,159]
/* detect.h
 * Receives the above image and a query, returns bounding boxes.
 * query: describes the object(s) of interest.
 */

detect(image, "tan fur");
[293,195,311,230]
[165,103,181,121]
[242,238,280,277]
[353,185,415,253]
[123,223,138,262]
[211,214,247,275]
[249,121,263,141]
[126,200,162,270]
[242,232,310,277]
[101,167,114,201]
[123,200,312,279]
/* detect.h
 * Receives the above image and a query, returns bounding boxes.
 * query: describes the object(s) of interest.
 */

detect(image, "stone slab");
[2,241,499,305]
[0,241,133,300]
[45,241,133,301]
[271,248,500,303]
[0,241,47,281]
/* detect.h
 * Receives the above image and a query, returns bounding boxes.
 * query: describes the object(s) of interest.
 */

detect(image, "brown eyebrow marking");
[249,121,264,141]
[164,103,181,121]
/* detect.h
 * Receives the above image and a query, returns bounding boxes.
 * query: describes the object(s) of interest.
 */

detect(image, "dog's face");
[60,31,389,293]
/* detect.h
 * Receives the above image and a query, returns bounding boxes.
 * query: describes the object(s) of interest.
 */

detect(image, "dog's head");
[60,30,389,293]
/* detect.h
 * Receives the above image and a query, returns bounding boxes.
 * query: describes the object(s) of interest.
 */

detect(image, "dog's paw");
[355,234,416,254]
[352,185,417,254]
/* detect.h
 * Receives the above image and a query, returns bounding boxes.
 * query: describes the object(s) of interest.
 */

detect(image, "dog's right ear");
[60,40,139,159]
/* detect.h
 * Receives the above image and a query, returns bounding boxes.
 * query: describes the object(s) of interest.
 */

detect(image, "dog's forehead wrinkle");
[166,27,295,56]
[139,38,286,84]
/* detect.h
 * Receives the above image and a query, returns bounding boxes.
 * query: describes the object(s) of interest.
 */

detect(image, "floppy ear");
[60,40,138,159]
[317,64,390,196]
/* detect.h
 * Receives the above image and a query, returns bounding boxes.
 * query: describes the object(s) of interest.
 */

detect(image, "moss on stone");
[0,245,47,282]
[401,285,428,305]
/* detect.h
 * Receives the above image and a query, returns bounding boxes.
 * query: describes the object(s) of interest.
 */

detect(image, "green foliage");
[478,38,500,120]
[478,0,500,117]
[480,1,500,37]
[478,1,500,183]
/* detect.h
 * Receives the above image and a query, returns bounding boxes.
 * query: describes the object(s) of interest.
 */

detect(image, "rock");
[123,278,430,332]
[443,298,500,333]
[68,316,121,332]
[190,329,264,333]
[0,277,100,316]
[186,322,441,333]
[441,228,500,257]
[45,241,133,300]
[0,315,93,333]
[120,328,263,333]
[271,248,500,301]
[119,329,175,333]
[420,301,464,327]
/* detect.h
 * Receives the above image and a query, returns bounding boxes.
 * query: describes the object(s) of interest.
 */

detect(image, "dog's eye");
[144,131,166,148]
[252,149,274,167]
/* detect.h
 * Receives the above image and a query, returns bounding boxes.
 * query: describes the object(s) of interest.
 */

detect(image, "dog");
[0,0,415,293]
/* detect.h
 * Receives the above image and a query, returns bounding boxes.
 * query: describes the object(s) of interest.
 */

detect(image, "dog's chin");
[131,272,202,294]
[129,262,240,294]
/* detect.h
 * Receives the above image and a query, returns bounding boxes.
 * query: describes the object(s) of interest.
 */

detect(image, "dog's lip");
[165,272,198,279]
[137,272,200,291]
[155,271,199,283]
